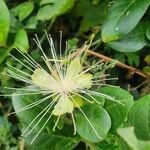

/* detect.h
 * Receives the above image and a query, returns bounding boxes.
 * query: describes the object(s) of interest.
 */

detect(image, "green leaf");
[75,103,111,143]
[11,2,34,21]
[107,22,148,52]
[146,24,150,40]
[118,127,150,150]
[25,16,38,29]
[27,133,79,150]
[14,29,29,52]
[128,94,150,140]
[99,86,133,131]
[73,0,109,33]
[12,89,51,132]
[101,0,150,42]
[37,0,75,20]
[0,0,10,46]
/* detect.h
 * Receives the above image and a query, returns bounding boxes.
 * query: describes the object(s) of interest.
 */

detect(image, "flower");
[5,33,119,143]
[31,57,93,116]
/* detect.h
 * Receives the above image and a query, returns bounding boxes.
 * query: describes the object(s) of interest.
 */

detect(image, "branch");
[86,49,148,79]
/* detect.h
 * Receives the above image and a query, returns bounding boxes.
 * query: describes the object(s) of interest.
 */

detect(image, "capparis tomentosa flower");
[4,32,119,143]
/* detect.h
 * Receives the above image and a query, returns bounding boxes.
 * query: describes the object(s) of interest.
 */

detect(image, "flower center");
[58,79,74,94]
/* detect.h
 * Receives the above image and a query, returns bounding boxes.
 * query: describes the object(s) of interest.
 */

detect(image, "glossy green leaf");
[108,22,148,52]
[128,94,150,140]
[118,127,150,150]
[73,0,109,33]
[99,86,133,131]
[75,103,111,142]
[38,0,75,20]
[11,2,34,21]
[14,29,29,52]
[0,0,10,46]
[101,0,150,42]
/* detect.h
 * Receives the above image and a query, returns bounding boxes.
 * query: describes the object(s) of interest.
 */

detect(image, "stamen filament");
[68,93,102,139]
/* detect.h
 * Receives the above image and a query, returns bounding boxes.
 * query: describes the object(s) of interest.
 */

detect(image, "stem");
[86,49,148,79]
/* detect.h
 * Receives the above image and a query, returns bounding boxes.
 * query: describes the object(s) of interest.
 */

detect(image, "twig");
[86,49,148,79]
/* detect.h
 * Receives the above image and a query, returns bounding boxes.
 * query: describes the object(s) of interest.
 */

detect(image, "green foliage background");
[0,0,150,149]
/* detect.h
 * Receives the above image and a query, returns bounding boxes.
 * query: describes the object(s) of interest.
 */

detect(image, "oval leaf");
[128,94,150,140]
[0,0,10,46]
[75,103,111,142]
[14,29,29,52]
[11,2,34,21]
[101,0,150,42]
[37,0,75,20]
[99,86,133,131]
[108,22,148,52]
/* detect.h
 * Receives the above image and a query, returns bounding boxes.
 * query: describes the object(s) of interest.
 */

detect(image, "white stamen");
[69,93,102,139]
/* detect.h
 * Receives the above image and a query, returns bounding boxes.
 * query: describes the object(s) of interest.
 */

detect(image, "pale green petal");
[65,58,82,79]
[31,69,55,90]
[75,73,93,89]
[52,94,74,116]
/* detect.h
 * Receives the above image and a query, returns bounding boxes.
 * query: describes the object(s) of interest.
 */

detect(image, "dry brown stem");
[86,49,148,79]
